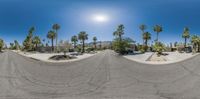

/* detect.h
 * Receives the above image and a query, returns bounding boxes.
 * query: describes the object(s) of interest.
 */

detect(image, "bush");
[112,38,133,55]
[138,45,147,53]
[86,47,95,53]
[0,39,4,51]
[153,42,166,56]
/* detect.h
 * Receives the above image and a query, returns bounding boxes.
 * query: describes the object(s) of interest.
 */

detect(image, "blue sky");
[0,0,200,45]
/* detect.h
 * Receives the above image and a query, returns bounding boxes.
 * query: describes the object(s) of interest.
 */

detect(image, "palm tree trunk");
[198,43,200,52]
[195,43,197,52]
[184,38,187,52]
[145,39,148,51]
[156,32,159,42]
[55,31,58,52]
[184,38,187,48]
[82,40,85,53]
[74,42,76,49]
[119,35,122,42]
[36,44,38,51]
[142,30,144,45]
[51,39,54,52]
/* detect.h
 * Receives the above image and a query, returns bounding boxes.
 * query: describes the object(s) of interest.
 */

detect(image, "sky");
[0,0,200,45]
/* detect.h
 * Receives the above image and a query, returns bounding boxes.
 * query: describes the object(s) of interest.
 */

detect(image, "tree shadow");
[0,51,4,54]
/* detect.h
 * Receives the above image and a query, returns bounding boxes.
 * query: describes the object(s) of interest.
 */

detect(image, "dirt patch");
[49,55,77,61]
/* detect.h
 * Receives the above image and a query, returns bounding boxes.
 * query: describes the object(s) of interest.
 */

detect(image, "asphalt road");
[0,50,200,99]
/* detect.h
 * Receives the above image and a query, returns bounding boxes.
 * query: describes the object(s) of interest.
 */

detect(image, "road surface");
[0,50,200,99]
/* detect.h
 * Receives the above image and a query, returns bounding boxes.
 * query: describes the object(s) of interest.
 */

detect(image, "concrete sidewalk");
[124,51,199,64]
[12,50,98,63]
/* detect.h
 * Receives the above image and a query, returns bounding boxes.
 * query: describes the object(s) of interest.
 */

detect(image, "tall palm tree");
[182,27,190,49]
[78,31,88,53]
[93,36,97,49]
[113,24,124,41]
[139,24,147,44]
[47,30,56,52]
[191,35,199,52]
[143,32,151,51]
[71,35,78,49]
[153,25,163,42]
[33,36,41,50]
[52,24,61,52]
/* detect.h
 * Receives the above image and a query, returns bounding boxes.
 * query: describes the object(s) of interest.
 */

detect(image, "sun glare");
[93,14,109,22]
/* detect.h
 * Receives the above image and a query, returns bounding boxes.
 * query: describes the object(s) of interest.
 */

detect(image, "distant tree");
[113,24,124,42]
[93,36,97,49]
[71,35,78,49]
[10,43,14,50]
[174,42,178,47]
[52,24,61,52]
[191,35,199,53]
[182,27,190,49]
[47,30,56,52]
[14,40,20,50]
[139,24,147,44]
[32,36,41,50]
[113,24,132,54]
[42,39,46,46]
[23,27,35,51]
[198,37,200,52]
[170,42,173,51]
[143,32,151,51]
[78,31,88,53]
[0,39,4,52]
[153,25,163,42]
[112,37,134,55]
[58,40,72,55]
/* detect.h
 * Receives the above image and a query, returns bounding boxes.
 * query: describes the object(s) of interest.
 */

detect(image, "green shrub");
[0,39,4,51]
[112,38,133,55]
[153,42,166,56]
[86,47,95,53]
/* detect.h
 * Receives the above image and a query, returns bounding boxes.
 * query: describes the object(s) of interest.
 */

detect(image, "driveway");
[0,50,200,99]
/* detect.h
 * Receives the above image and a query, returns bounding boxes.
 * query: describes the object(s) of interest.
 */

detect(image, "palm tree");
[14,40,20,50]
[182,27,190,49]
[113,24,124,41]
[139,24,147,44]
[78,31,88,53]
[71,35,78,49]
[33,36,41,50]
[23,26,35,51]
[47,30,56,52]
[196,36,200,52]
[0,39,4,52]
[153,25,163,42]
[143,32,151,51]
[93,36,97,49]
[52,24,61,52]
[191,35,199,53]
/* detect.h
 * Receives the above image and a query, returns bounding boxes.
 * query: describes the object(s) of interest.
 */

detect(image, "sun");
[93,14,109,22]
